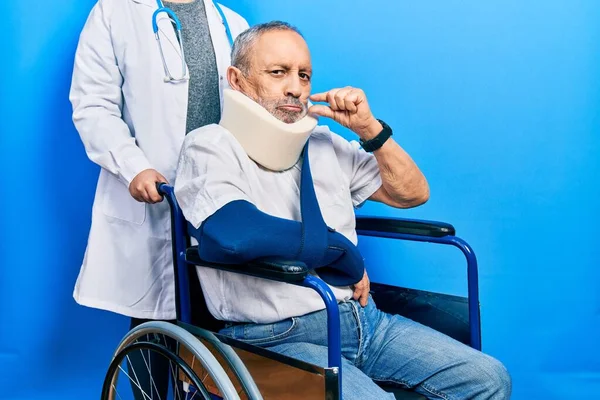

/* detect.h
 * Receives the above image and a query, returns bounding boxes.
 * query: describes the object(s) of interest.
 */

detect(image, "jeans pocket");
[233,318,299,346]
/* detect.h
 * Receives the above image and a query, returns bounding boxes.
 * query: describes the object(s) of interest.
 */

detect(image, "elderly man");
[174,21,511,400]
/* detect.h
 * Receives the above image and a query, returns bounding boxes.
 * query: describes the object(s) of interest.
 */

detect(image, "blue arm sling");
[191,141,365,287]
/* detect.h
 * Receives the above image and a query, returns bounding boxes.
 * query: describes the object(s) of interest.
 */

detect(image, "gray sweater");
[165,0,221,133]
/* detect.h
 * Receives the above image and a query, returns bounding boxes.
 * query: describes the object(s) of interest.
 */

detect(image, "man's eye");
[270,70,284,76]
[299,73,311,81]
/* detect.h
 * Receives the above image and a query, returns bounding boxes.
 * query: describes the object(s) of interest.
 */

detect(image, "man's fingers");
[309,92,328,102]
[344,95,358,113]
[311,88,358,112]
[140,187,153,203]
[147,172,168,203]
[130,185,144,202]
[133,182,164,203]
[156,173,169,185]
[145,182,163,203]
[327,89,342,111]
[353,286,369,307]
[154,173,169,201]
[360,289,369,307]
[132,192,144,202]
[359,269,370,306]
[309,104,335,119]
[334,87,352,111]
[128,169,170,203]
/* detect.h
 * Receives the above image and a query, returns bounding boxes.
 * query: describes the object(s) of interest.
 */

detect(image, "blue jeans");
[219,295,511,400]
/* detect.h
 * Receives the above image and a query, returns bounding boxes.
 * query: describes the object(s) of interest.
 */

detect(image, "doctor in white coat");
[70,0,248,320]
[69,0,248,397]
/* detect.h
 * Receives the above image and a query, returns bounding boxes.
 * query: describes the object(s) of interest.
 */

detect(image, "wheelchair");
[101,183,482,400]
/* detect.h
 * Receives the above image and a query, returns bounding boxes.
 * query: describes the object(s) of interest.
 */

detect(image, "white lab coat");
[69,0,249,320]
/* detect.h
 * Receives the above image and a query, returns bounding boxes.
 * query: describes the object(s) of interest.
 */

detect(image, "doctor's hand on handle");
[309,87,383,141]
[129,169,168,203]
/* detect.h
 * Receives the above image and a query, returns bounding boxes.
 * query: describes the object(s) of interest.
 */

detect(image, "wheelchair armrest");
[355,216,455,237]
[185,246,309,283]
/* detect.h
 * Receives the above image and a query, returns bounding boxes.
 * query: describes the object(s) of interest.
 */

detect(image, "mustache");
[273,96,306,111]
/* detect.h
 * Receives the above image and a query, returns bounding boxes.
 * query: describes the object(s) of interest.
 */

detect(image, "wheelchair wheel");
[102,321,242,400]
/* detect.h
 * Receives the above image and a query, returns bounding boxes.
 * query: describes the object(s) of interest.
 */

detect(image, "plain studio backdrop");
[1,1,598,399]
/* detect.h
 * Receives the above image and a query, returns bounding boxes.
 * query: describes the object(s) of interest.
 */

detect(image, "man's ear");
[227,66,244,91]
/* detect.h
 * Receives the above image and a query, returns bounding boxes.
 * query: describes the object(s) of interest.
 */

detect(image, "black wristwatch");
[359,119,393,152]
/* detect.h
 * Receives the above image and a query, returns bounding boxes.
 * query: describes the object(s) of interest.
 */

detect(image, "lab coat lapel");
[130,0,189,80]
[204,0,233,108]
[130,0,156,7]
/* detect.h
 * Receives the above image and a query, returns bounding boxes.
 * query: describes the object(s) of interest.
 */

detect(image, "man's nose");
[284,76,303,98]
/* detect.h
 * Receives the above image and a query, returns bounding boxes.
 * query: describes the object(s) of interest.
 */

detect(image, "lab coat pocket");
[101,172,147,225]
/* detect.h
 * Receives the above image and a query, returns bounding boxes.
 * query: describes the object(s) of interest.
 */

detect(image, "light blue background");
[1,1,598,399]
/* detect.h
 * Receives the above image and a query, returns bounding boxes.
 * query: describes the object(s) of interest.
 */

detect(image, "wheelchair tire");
[191,328,263,400]
[101,340,213,400]
[103,321,242,400]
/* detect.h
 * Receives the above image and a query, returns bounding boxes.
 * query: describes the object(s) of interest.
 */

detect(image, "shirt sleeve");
[69,0,153,186]
[174,127,253,228]
[329,129,382,208]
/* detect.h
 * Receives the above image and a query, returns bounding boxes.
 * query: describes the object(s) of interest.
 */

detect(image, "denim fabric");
[219,296,511,400]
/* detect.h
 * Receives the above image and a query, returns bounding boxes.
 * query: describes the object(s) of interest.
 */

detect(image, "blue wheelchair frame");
[158,183,481,399]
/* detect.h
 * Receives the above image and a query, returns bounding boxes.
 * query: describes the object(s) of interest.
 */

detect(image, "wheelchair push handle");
[156,181,169,197]
[156,182,179,209]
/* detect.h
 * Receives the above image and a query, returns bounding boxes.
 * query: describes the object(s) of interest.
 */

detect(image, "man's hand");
[129,169,168,203]
[353,270,370,307]
[309,87,382,140]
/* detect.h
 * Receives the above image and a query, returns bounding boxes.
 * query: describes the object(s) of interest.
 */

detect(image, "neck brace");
[219,89,318,171]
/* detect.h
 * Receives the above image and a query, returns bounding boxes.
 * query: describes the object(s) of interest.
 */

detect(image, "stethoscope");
[152,0,234,83]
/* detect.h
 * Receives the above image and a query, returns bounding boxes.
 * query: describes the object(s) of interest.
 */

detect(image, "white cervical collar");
[219,89,318,171]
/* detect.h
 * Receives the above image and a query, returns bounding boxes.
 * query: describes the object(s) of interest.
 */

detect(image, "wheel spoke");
[111,383,124,400]
[140,346,162,400]
[120,361,153,400]
[169,357,182,400]
[104,330,224,400]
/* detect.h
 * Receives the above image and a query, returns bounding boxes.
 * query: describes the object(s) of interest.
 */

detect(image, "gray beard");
[257,97,307,124]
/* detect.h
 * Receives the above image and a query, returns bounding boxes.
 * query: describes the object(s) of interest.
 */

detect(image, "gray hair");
[231,21,303,74]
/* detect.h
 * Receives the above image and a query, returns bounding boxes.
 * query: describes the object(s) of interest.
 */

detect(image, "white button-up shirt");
[175,124,382,323]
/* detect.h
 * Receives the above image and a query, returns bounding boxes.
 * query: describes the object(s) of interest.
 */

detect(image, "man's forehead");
[253,30,311,67]
[261,58,312,71]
